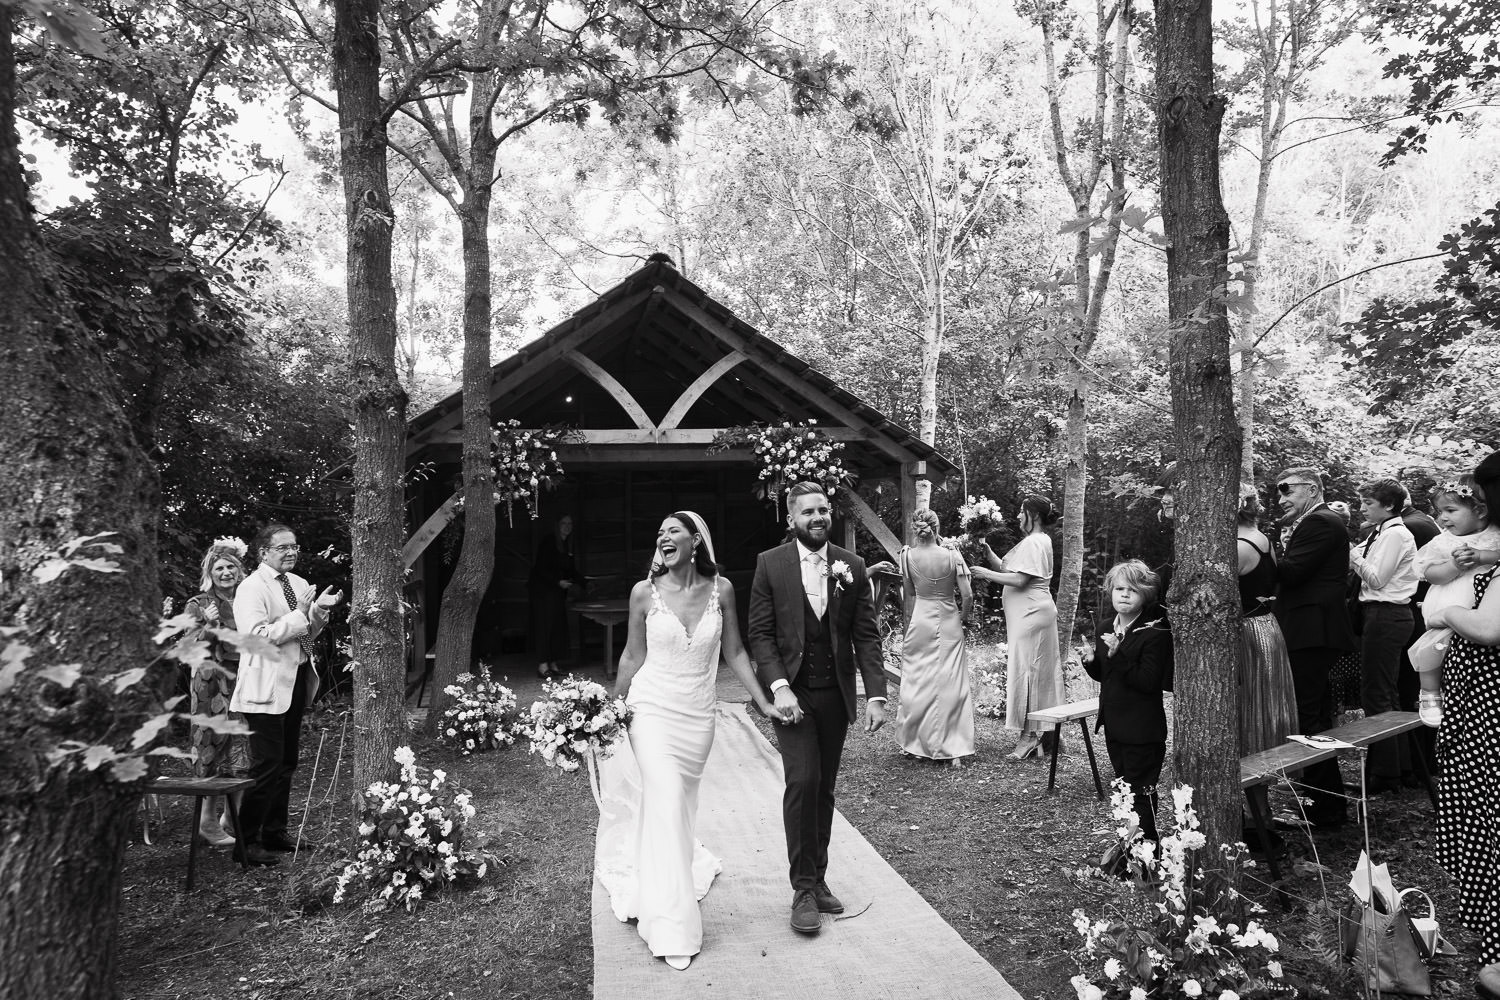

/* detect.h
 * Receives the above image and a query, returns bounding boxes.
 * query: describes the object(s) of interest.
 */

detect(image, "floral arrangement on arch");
[710,420,854,504]
[438,665,518,756]
[468,420,575,526]
[334,747,489,912]
[1070,780,1294,1000]
[519,675,632,773]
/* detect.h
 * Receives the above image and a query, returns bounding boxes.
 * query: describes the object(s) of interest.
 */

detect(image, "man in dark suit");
[748,481,888,936]
[1273,467,1357,827]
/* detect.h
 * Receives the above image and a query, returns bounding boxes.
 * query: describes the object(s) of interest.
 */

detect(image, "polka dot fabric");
[1435,568,1500,965]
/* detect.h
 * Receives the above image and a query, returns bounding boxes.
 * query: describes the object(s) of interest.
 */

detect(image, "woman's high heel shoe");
[1009,733,1041,761]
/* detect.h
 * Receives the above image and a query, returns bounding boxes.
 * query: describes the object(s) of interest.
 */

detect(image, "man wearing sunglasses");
[1272,468,1357,829]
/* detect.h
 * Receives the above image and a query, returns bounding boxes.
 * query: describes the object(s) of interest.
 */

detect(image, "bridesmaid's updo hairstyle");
[649,512,720,578]
[1020,495,1059,528]
[1237,490,1263,528]
[911,508,940,541]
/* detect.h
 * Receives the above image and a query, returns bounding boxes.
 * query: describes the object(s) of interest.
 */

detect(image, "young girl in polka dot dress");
[1424,465,1500,998]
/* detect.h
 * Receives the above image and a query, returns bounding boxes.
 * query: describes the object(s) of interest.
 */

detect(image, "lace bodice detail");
[629,577,723,715]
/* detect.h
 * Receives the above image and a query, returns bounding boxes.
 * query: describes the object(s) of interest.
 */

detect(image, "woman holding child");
[1427,452,1500,999]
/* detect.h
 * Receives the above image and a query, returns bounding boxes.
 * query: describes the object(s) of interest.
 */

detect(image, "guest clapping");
[894,510,975,762]
[1082,561,1172,844]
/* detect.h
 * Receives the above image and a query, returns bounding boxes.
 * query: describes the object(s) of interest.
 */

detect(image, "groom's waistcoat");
[797,595,838,689]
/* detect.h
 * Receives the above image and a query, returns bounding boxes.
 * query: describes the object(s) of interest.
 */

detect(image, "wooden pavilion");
[402,253,956,662]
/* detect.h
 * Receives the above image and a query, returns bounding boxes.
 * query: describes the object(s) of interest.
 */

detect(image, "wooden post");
[899,463,919,547]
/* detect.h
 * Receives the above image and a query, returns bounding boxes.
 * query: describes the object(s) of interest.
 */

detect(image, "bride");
[596,511,783,971]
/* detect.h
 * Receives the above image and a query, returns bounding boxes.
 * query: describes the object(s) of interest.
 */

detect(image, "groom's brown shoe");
[791,889,821,934]
[812,882,844,914]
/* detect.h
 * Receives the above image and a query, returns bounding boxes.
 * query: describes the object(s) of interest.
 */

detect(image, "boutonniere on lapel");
[825,559,854,593]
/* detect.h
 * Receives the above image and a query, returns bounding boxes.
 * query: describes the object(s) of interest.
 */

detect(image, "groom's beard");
[792,522,828,549]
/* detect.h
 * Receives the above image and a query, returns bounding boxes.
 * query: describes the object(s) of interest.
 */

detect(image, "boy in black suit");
[1083,560,1173,843]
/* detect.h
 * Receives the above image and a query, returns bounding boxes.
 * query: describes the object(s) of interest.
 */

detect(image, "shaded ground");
[118,653,1479,1000]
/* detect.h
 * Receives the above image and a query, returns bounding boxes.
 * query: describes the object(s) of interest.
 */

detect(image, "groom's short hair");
[785,481,827,514]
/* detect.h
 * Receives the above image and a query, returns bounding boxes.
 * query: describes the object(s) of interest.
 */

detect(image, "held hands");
[1453,544,1495,571]
[201,602,220,624]
[771,686,802,725]
[864,699,886,733]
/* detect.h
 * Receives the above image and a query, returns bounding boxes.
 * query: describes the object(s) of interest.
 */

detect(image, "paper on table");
[1289,733,1356,750]
[1349,850,1396,910]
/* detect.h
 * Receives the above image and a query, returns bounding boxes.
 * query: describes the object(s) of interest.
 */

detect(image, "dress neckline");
[651,577,720,643]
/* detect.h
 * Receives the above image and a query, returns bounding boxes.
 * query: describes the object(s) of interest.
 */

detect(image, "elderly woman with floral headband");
[184,536,251,847]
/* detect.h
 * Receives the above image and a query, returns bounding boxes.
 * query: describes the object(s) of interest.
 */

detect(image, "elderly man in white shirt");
[229,523,343,865]
[1349,478,1419,793]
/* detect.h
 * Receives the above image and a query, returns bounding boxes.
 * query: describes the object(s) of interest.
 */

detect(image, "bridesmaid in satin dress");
[894,509,975,762]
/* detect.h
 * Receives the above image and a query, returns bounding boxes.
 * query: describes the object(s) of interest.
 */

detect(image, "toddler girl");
[1411,474,1500,726]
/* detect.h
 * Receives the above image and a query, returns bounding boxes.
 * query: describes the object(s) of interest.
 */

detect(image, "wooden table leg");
[1244,784,1289,906]
[225,792,248,872]
[1079,719,1105,801]
[603,622,616,678]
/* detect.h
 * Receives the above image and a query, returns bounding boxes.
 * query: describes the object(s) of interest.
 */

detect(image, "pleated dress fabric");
[1237,539,1299,755]
[895,548,975,760]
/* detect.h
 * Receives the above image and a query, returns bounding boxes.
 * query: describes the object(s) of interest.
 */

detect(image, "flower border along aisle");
[438,664,517,756]
[334,748,489,912]
[1070,781,1294,1000]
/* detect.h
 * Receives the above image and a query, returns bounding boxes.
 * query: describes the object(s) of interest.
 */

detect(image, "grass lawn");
[118,654,1480,1000]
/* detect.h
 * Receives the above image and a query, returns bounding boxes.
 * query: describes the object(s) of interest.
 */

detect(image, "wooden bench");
[148,775,256,890]
[1239,711,1437,888]
[1026,698,1105,800]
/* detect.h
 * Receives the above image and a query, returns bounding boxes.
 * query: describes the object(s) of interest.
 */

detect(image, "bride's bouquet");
[519,675,632,773]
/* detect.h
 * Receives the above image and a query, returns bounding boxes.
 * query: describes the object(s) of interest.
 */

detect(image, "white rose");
[1182,981,1202,997]
[1217,992,1240,1000]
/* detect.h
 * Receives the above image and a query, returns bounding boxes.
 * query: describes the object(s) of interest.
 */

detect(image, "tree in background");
[1151,0,1243,850]
[1023,0,1139,652]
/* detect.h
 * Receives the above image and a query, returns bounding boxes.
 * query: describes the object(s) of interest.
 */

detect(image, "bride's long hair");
[648,510,721,579]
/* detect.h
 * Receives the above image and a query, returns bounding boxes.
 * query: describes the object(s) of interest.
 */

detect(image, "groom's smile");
[788,492,832,550]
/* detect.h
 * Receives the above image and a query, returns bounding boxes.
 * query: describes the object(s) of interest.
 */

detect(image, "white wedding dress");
[596,578,724,959]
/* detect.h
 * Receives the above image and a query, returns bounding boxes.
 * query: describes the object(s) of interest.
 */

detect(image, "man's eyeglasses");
[1276,482,1316,495]
[269,544,301,553]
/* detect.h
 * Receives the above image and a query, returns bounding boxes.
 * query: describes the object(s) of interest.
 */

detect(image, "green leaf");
[82,744,119,770]
[130,712,174,749]
[111,756,150,782]
[109,667,149,693]
[0,641,33,696]
[182,713,250,735]
[38,663,83,687]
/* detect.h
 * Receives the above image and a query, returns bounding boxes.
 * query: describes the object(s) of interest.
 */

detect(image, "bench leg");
[1078,719,1105,801]
[1243,785,1288,906]
[1407,731,1440,810]
[224,791,249,872]
[1045,723,1063,793]
[185,794,204,892]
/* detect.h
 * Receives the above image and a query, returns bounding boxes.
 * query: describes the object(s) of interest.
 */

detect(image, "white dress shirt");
[1351,518,1418,603]
[797,539,828,618]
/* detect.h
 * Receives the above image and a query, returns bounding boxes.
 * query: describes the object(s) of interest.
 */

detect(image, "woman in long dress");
[597,511,781,971]
[529,514,583,677]
[1236,494,1297,847]
[895,508,975,761]
[973,495,1064,760]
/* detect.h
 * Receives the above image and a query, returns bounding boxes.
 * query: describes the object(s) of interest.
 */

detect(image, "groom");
[748,481,887,935]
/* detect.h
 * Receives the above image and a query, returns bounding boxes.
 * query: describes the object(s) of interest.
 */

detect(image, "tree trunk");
[426,40,502,733]
[427,201,497,732]
[1154,0,1244,852]
[0,10,162,996]
[333,0,409,792]
[915,274,941,511]
[1055,385,1089,652]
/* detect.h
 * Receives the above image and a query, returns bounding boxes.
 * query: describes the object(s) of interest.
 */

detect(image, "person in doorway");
[530,514,583,678]
[748,482,887,936]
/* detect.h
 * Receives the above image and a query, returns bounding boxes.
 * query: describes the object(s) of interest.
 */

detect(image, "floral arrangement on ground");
[710,420,853,503]
[519,674,632,772]
[334,746,490,912]
[438,664,517,756]
[1070,780,1294,1000]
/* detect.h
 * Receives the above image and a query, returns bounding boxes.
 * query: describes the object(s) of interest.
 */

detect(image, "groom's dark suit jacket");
[747,542,887,723]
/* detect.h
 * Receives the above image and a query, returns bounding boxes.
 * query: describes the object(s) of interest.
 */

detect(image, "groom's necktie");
[277,573,315,663]
[803,550,826,618]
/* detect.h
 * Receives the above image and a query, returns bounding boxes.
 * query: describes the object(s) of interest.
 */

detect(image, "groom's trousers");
[774,684,848,890]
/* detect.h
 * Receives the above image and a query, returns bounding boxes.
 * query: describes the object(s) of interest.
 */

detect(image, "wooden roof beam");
[658,350,747,431]
[563,350,654,431]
